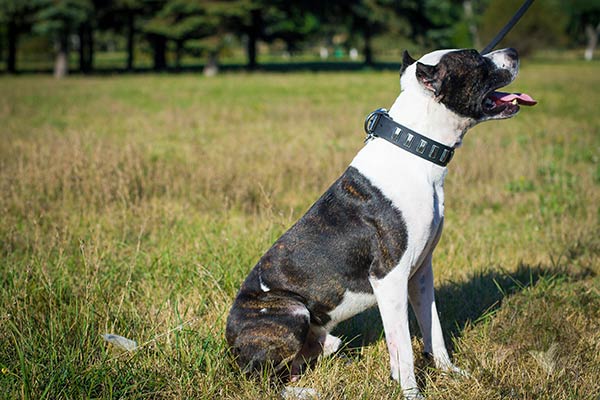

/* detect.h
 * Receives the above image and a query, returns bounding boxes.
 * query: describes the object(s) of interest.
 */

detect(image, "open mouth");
[483,90,537,117]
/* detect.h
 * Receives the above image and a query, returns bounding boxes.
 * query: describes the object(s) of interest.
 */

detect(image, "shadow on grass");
[333,263,595,351]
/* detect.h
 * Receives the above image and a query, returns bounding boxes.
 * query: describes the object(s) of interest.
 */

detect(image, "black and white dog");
[226,48,535,398]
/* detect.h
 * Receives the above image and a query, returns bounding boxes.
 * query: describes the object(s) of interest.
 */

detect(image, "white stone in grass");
[529,342,558,375]
[281,386,319,400]
[102,334,138,352]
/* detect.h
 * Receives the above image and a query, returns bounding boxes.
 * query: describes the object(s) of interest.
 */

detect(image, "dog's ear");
[400,50,416,75]
[416,62,443,95]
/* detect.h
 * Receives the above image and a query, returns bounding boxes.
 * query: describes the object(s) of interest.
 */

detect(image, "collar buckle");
[363,108,388,143]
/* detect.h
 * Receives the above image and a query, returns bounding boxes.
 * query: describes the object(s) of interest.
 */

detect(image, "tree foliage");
[32,0,92,39]
[0,0,37,72]
[1,0,597,75]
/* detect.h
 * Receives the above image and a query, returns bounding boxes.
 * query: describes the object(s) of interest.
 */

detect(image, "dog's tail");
[225,293,311,378]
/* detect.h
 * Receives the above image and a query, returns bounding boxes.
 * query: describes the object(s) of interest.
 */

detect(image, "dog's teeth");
[512,99,518,105]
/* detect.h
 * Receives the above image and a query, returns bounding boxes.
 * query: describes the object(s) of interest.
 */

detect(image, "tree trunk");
[149,34,167,71]
[126,11,135,71]
[584,22,600,61]
[54,33,69,79]
[79,26,85,72]
[203,51,219,77]
[246,9,260,70]
[78,22,94,73]
[7,19,17,74]
[86,23,94,72]
[246,33,257,70]
[175,40,183,71]
[364,28,373,66]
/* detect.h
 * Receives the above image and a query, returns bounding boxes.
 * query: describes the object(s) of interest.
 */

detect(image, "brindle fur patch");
[418,49,514,120]
[226,167,408,374]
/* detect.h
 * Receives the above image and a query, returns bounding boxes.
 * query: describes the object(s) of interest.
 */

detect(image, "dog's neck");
[352,82,473,184]
[388,89,473,149]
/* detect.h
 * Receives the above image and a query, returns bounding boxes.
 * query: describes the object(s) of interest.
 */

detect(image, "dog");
[226,48,535,398]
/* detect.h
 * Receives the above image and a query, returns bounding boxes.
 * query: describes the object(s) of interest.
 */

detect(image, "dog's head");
[400,48,536,125]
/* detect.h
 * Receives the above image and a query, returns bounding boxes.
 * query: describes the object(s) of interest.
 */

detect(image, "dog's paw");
[429,352,469,377]
[321,334,341,357]
[403,387,424,400]
[437,360,469,377]
[282,386,319,400]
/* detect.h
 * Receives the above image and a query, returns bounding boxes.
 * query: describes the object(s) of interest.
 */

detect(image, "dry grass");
[1,61,599,399]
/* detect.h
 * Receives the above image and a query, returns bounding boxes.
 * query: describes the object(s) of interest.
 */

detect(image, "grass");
[1,60,599,399]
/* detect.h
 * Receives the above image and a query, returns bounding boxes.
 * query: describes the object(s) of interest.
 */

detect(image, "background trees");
[1,0,597,76]
[565,0,600,60]
[31,0,94,77]
[0,0,36,73]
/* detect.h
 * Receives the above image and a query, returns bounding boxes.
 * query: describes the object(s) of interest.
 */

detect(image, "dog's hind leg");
[289,327,342,381]
[226,295,311,379]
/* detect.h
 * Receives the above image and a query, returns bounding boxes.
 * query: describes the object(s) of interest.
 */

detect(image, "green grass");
[1,61,599,399]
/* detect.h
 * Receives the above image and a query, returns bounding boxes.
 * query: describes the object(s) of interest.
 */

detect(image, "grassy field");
[1,61,599,399]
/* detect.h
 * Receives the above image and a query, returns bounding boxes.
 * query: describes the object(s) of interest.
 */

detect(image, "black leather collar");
[364,108,455,167]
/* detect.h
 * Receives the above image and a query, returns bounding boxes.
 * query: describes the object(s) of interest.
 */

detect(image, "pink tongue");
[492,91,537,106]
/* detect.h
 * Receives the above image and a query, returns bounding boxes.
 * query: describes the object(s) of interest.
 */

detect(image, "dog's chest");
[350,139,446,271]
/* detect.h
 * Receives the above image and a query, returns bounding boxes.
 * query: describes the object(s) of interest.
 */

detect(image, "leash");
[481,0,535,54]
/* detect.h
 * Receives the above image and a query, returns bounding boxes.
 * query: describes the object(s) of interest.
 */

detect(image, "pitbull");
[226,48,535,398]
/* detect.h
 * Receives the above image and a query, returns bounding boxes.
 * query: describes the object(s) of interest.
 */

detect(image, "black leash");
[481,0,535,54]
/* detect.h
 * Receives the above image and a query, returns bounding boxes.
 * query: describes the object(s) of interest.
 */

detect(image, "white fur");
[259,273,270,292]
[293,307,311,319]
[486,48,519,71]
[325,290,377,331]
[322,334,342,356]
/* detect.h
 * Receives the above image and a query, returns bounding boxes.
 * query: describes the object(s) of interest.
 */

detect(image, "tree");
[98,0,146,71]
[328,1,397,65]
[204,0,262,70]
[202,0,319,71]
[323,0,397,66]
[319,0,460,65]
[393,0,464,50]
[565,0,600,60]
[133,0,172,71]
[151,0,319,72]
[78,0,99,73]
[103,0,144,70]
[584,22,600,60]
[122,0,321,73]
[262,1,321,54]
[147,0,230,73]
[32,0,94,78]
[0,0,36,73]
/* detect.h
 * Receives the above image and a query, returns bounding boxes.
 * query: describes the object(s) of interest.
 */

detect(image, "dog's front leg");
[408,255,463,375]
[370,269,421,399]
